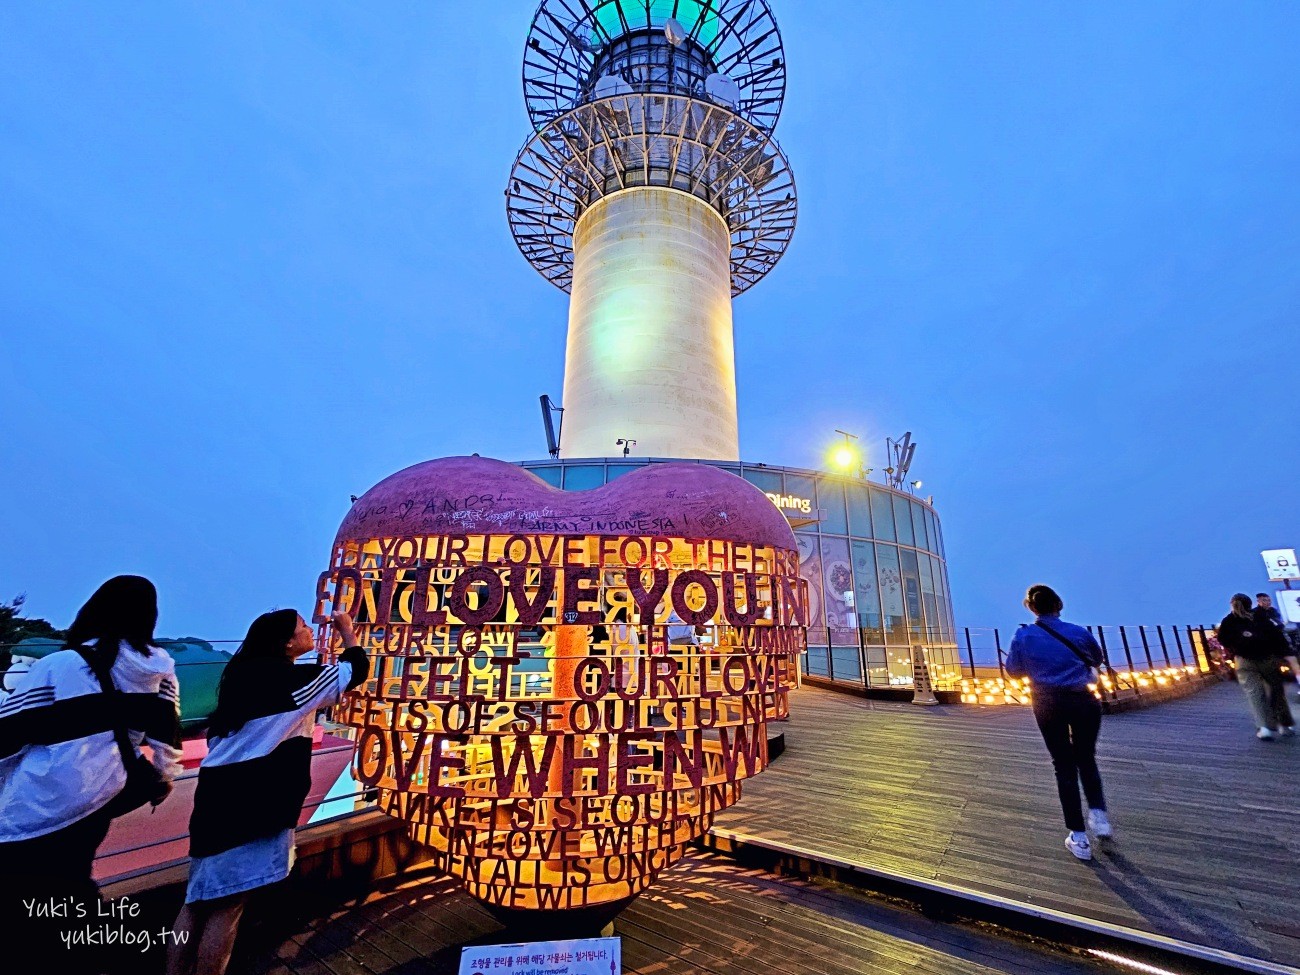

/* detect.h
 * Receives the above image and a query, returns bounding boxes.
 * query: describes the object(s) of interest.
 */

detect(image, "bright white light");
[1087,948,1181,975]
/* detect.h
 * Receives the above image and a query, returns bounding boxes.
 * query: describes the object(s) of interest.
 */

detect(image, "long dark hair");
[65,575,158,665]
[208,609,299,738]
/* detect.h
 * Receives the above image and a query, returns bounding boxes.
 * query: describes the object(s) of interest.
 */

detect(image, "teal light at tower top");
[594,1,721,46]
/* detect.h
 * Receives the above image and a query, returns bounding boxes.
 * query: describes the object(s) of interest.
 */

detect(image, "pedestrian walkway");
[236,852,1110,975]
[708,682,1300,966]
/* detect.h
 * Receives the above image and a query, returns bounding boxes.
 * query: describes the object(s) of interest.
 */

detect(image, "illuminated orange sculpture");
[315,458,806,914]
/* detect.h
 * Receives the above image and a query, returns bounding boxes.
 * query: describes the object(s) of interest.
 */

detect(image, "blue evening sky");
[2,2,1297,640]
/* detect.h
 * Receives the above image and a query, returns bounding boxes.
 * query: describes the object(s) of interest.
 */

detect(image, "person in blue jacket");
[1005,584,1111,862]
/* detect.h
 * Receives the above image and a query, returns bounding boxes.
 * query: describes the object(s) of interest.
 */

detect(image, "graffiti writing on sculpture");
[314,532,807,911]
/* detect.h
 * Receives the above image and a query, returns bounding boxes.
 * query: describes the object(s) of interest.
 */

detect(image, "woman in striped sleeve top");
[167,608,368,975]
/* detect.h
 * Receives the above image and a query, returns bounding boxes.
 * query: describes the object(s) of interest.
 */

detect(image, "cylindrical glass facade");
[518,458,959,690]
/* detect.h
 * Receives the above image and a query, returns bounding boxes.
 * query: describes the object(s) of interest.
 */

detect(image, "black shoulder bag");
[74,646,171,817]
[1034,621,1102,678]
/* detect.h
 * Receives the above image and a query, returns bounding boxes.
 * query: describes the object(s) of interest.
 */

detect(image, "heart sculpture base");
[481,897,633,940]
[318,458,809,913]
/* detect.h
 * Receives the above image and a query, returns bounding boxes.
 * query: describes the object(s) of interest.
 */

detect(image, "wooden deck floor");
[710,681,1300,966]
[235,852,1110,975]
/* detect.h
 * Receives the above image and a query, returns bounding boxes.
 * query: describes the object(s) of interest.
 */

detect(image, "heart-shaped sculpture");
[315,457,807,917]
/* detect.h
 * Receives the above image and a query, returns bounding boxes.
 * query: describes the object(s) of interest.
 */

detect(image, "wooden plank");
[261,852,1108,975]
[710,683,1300,965]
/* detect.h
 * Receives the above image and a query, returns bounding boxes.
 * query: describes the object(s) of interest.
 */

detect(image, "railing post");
[1155,625,1171,668]
[1093,626,1118,702]
[856,613,868,693]
[1119,626,1141,697]
[994,627,1006,681]
[1168,624,1188,668]
[1184,625,1198,672]
[1198,624,1218,675]
[964,627,977,680]
[1137,625,1156,671]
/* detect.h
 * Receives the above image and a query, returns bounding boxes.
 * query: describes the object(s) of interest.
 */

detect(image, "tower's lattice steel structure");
[508,0,796,461]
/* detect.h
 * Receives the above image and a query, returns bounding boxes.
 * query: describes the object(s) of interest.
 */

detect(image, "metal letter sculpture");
[316,458,806,914]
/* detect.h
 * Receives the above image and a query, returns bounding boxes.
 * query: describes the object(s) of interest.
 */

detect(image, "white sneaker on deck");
[1257,727,1277,741]
[1065,832,1093,861]
[1088,809,1113,838]
[1280,726,1296,737]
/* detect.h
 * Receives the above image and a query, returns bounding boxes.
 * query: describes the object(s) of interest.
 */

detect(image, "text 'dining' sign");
[1262,549,1299,582]
[460,937,620,975]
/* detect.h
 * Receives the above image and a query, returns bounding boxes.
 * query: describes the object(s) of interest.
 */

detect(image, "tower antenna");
[886,433,916,490]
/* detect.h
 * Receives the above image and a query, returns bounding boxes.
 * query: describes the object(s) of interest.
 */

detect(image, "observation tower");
[507,0,796,461]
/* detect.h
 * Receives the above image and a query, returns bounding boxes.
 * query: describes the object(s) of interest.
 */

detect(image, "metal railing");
[954,624,1226,704]
[802,624,1230,703]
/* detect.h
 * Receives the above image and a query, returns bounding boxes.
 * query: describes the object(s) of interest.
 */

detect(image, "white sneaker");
[1281,726,1296,737]
[1088,809,1113,838]
[1257,727,1277,741]
[1065,832,1093,861]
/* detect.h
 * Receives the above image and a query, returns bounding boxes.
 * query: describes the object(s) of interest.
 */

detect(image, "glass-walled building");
[517,458,960,691]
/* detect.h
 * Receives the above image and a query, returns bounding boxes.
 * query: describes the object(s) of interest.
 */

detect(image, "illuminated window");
[920,556,940,643]
[869,489,896,542]
[851,541,884,645]
[529,466,563,487]
[741,467,782,494]
[899,548,923,638]
[831,646,862,681]
[797,533,826,647]
[816,477,848,535]
[911,501,930,551]
[876,545,906,647]
[606,464,642,481]
[562,465,606,491]
[846,483,873,537]
[805,646,830,677]
[893,494,915,547]
[822,537,855,646]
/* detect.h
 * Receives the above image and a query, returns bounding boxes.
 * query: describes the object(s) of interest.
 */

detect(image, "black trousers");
[0,806,114,973]
[1032,688,1106,832]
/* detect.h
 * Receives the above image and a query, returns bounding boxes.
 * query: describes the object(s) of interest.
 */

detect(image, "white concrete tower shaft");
[563,187,737,460]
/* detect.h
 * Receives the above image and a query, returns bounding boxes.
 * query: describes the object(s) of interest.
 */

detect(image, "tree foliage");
[0,594,66,649]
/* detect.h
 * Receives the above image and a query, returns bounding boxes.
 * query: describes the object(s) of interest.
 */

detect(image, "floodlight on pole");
[832,429,867,479]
